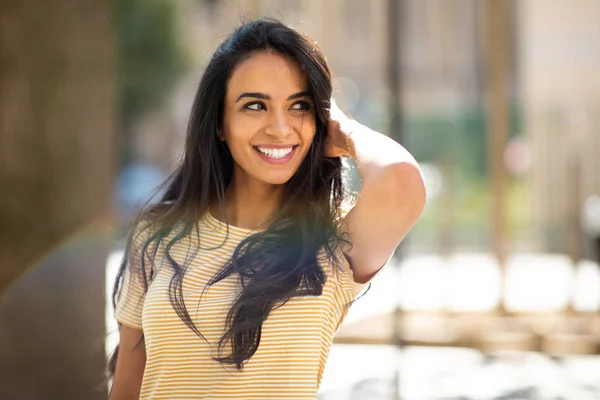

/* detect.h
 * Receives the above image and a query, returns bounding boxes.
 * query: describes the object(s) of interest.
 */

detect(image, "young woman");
[109,18,425,400]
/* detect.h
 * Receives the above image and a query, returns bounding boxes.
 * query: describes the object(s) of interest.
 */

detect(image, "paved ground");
[319,345,600,400]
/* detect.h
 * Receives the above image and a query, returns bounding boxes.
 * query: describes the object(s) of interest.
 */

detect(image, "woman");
[109,18,425,400]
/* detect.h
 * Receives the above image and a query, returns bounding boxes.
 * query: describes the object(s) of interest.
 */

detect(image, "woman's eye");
[244,102,266,111]
[291,100,312,112]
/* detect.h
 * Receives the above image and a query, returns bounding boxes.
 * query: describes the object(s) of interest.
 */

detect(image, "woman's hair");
[109,17,346,375]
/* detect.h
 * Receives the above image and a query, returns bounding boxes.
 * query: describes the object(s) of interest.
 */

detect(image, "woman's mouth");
[253,145,298,164]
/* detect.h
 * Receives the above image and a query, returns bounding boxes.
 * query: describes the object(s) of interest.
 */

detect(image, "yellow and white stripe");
[115,212,365,399]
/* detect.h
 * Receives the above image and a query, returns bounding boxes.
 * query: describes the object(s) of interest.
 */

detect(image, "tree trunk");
[0,0,115,398]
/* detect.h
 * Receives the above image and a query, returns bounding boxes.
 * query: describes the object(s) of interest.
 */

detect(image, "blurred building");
[518,0,600,254]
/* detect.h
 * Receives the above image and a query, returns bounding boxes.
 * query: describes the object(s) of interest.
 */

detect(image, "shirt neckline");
[204,210,267,236]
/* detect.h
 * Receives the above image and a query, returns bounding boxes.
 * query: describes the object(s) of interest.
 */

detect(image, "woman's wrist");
[341,130,356,160]
[337,118,360,160]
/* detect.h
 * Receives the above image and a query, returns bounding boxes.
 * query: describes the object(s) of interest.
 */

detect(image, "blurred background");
[1,0,600,399]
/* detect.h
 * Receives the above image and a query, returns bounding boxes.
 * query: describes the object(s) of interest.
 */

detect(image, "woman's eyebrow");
[236,92,269,102]
[287,91,311,100]
[235,91,311,103]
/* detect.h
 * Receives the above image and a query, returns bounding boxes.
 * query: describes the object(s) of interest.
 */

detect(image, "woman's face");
[221,51,317,187]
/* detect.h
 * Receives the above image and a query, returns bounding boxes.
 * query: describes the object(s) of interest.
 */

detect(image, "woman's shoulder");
[317,243,367,298]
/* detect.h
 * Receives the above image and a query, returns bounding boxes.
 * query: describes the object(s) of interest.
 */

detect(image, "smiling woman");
[108,17,425,400]
[221,51,316,189]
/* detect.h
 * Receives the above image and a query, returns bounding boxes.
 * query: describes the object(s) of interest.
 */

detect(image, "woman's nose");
[265,109,292,138]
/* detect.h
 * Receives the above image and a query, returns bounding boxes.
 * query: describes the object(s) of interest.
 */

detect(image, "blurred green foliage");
[403,104,526,250]
[405,104,522,178]
[115,0,186,129]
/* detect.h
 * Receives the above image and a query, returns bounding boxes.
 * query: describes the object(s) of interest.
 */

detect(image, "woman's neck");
[219,177,284,230]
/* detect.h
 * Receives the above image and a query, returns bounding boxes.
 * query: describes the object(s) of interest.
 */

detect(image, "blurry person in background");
[108,18,425,400]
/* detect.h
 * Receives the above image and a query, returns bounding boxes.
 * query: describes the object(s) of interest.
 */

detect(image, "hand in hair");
[324,99,358,159]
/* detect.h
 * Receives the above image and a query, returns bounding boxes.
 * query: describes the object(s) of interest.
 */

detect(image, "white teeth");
[256,146,294,159]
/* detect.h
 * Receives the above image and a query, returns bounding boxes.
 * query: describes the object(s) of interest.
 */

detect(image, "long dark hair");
[108,18,347,375]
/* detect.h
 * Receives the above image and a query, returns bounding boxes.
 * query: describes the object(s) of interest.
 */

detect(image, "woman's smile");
[253,144,299,164]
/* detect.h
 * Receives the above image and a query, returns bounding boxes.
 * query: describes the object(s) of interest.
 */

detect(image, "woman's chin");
[256,170,297,186]
[261,176,293,186]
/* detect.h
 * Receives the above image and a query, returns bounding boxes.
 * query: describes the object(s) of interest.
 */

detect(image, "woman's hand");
[324,99,356,159]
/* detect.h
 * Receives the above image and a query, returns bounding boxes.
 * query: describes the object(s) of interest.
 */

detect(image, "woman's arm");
[326,101,426,283]
[109,325,146,400]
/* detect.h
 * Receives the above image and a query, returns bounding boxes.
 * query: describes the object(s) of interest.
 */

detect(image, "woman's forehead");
[227,52,309,99]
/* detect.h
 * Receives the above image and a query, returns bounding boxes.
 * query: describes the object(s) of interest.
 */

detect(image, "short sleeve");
[332,245,369,298]
[114,223,152,330]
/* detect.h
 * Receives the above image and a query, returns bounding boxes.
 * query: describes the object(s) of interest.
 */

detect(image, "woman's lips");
[253,145,298,165]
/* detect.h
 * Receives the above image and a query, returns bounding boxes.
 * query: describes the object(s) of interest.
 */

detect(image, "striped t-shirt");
[115,212,366,399]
